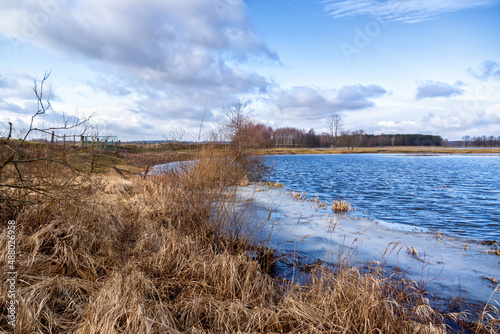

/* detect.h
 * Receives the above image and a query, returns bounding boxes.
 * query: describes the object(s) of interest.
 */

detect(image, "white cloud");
[321,0,498,23]
[0,0,276,91]
[377,120,421,132]
[469,60,500,81]
[273,84,387,119]
[376,104,500,138]
[484,104,500,121]
[415,81,465,100]
[1,2,497,141]
[0,0,278,140]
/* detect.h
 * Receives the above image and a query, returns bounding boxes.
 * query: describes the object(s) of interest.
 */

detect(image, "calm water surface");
[263,154,500,241]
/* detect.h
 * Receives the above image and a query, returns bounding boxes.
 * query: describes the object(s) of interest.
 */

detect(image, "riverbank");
[235,183,500,308]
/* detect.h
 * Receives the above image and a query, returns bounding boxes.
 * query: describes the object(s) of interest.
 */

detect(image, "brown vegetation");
[1,140,498,333]
[331,199,354,213]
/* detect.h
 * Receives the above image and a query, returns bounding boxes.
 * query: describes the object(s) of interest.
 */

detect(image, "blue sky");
[1,0,499,141]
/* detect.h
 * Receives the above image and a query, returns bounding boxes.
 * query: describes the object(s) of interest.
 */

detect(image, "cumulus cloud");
[377,105,500,138]
[321,0,497,23]
[87,76,132,97]
[0,75,41,120]
[274,84,387,119]
[469,60,500,81]
[415,81,465,100]
[0,0,279,139]
[0,74,39,100]
[0,99,33,116]
[0,0,276,92]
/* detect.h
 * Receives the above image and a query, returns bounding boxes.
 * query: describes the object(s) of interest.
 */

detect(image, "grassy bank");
[257,146,500,155]
[1,143,498,333]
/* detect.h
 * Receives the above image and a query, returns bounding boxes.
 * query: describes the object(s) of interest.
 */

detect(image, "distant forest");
[456,135,500,147]
[237,121,444,148]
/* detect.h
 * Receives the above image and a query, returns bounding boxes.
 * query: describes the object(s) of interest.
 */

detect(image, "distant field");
[256,146,500,155]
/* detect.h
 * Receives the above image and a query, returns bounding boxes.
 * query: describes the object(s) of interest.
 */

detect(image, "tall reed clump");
[1,145,498,333]
[331,198,353,212]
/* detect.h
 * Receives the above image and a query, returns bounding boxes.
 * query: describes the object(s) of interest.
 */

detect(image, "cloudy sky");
[1,0,499,141]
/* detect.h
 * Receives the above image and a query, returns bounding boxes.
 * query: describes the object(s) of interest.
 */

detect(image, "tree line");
[220,102,448,151]
[239,123,442,148]
[458,135,500,147]
[221,105,443,149]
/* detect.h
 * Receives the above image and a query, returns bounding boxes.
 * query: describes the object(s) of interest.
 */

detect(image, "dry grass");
[311,195,328,210]
[258,180,284,189]
[331,199,353,212]
[1,145,498,333]
[291,191,307,201]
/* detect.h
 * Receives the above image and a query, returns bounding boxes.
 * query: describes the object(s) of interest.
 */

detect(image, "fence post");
[90,154,95,173]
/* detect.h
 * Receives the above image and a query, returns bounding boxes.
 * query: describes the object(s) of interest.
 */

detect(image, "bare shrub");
[1,72,92,218]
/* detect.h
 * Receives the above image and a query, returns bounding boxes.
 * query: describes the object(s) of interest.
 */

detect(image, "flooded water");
[263,154,500,241]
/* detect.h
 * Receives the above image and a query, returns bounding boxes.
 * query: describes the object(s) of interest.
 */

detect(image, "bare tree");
[165,124,189,149]
[1,71,92,209]
[223,100,253,158]
[208,123,226,144]
[341,130,355,149]
[352,129,365,148]
[488,135,495,147]
[326,113,343,149]
[462,135,470,147]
